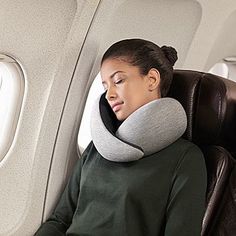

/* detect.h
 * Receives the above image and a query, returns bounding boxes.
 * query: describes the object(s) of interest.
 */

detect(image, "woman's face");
[100,58,160,121]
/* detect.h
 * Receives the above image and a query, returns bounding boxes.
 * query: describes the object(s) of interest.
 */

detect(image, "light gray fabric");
[90,95,187,162]
[116,98,187,156]
[90,95,143,162]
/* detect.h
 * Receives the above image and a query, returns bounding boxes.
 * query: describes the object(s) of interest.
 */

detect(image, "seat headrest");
[168,70,236,158]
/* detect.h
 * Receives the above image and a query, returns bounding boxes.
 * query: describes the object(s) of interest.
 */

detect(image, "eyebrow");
[110,70,125,79]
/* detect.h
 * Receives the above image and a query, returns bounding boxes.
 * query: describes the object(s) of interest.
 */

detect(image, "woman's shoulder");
[170,138,206,173]
[167,138,203,155]
[150,138,205,169]
[79,141,97,162]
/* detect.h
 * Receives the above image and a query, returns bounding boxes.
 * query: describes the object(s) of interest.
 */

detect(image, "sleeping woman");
[35,38,207,236]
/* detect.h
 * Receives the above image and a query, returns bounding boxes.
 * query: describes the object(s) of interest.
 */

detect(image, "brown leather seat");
[168,70,236,236]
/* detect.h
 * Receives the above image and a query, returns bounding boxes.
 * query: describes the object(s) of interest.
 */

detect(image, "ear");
[147,68,161,91]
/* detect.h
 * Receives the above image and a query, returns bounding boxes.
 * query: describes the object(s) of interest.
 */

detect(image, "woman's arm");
[164,145,207,236]
[34,143,92,236]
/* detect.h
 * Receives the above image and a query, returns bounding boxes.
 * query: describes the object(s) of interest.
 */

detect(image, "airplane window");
[78,73,104,153]
[208,56,236,81]
[208,62,229,78]
[0,54,25,161]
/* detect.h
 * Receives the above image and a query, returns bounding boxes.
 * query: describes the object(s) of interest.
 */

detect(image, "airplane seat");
[167,70,236,235]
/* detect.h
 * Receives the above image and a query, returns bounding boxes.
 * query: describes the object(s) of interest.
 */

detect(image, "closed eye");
[114,78,124,84]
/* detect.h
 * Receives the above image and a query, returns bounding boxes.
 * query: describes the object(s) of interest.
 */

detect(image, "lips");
[111,102,124,112]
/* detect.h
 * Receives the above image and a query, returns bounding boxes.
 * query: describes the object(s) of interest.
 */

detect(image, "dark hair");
[101,39,178,97]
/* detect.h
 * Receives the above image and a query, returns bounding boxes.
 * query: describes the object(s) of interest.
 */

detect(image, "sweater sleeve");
[34,143,92,236]
[164,145,207,236]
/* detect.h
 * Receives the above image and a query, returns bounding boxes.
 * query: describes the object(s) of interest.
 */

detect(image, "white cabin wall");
[184,0,236,71]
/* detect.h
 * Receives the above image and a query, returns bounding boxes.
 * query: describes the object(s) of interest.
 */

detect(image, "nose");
[105,86,116,101]
[105,85,117,101]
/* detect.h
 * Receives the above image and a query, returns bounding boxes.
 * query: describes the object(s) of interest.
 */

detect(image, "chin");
[116,116,125,121]
[116,112,129,121]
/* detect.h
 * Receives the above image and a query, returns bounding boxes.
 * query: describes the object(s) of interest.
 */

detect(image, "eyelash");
[114,79,123,84]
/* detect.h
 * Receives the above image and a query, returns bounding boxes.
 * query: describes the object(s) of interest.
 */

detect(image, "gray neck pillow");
[90,93,187,162]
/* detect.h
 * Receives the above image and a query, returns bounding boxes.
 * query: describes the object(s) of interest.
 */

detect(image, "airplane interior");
[1,0,236,235]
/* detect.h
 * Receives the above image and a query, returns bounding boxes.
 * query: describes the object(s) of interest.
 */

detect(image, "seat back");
[168,70,236,235]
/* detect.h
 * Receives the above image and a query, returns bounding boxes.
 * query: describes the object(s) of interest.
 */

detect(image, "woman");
[35,39,207,235]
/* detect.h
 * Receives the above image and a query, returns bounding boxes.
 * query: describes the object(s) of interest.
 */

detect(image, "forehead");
[100,58,139,78]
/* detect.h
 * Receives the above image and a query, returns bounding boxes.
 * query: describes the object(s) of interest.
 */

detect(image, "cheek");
[126,95,144,112]
[121,88,136,104]
[118,81,148,108]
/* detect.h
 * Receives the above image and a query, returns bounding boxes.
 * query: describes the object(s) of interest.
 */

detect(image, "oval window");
[208,57,236,82]
[0,54,25,161]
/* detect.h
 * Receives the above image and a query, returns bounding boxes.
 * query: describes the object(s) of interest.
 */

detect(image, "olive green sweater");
[35,138,207,236]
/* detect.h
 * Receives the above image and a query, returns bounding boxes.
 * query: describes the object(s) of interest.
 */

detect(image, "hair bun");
[161,46,178,66]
